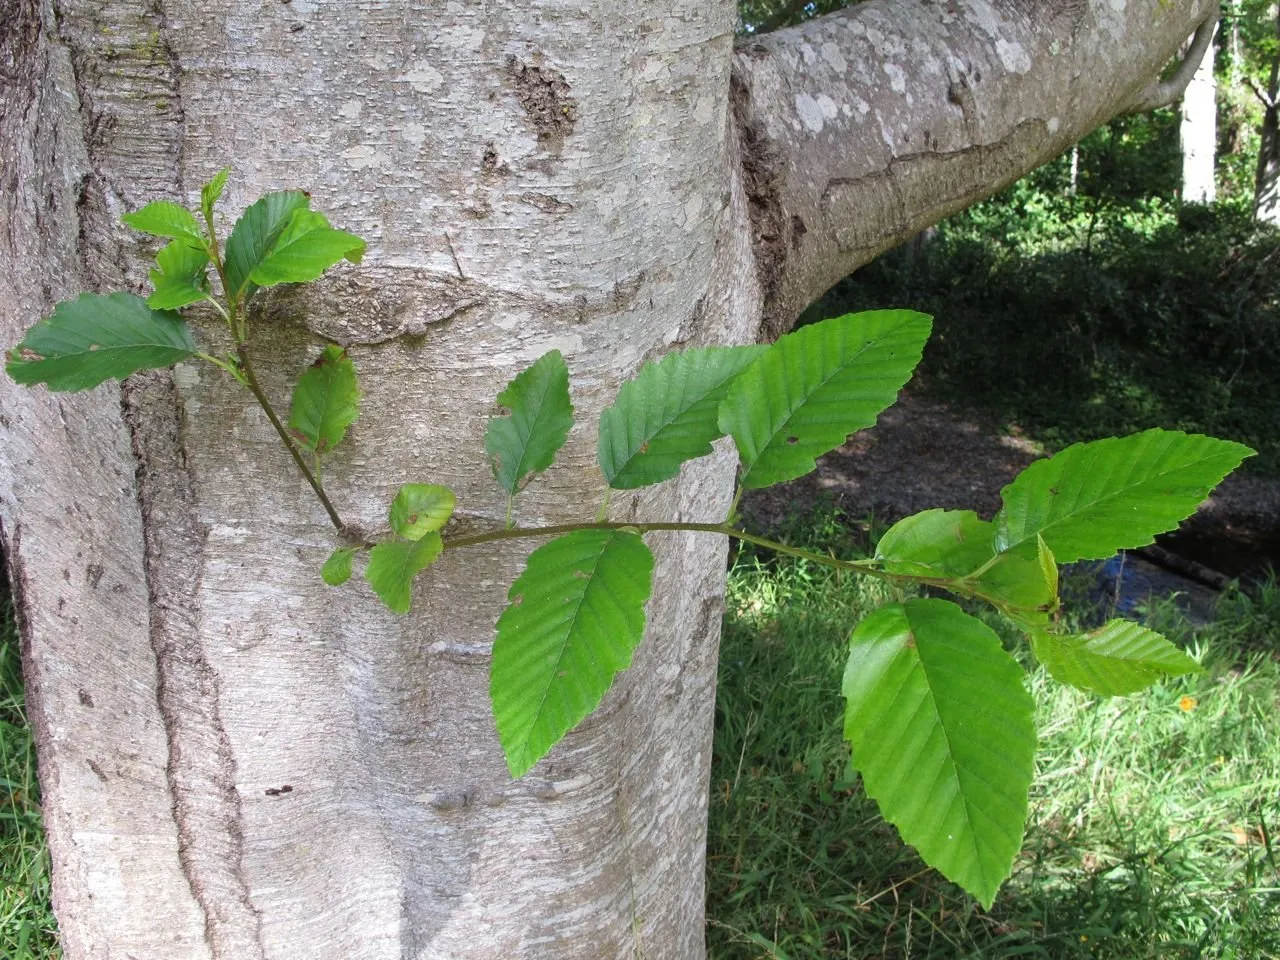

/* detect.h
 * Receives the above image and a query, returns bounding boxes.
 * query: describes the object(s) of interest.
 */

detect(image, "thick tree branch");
[731,0,1220,335]
[1124,11,1219,114]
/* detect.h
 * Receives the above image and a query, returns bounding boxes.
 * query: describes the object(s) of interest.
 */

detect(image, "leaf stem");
[235,343,348,536]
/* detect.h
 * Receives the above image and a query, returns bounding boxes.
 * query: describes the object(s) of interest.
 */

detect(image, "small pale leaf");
[6,292,198,392]
[364,533,443,614]
[874,510,1055,625]
[223,190,310,298]
[719,310,931,489]
[1031,620,1200,696]
[147,239,210,310]
[843,598,1035,908]
[201,168,230,223]
[389,484,456,541]
[995,429,1254,563]
[121,201,205,243]
[485,350,574,496]
[287,345,361,454]
[598,345,765,489]
[491,530,654,778]
[322,547,357,586]
[249,208,366,287]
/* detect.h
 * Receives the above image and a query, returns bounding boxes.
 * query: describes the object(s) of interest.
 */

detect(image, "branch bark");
[731,0,1220,334]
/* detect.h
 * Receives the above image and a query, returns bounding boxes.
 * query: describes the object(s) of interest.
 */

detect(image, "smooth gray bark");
[0,0,1222,956]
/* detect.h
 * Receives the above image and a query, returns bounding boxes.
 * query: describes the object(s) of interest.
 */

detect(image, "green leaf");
[389,484,455,541]
[287,344,361,454]
[121,201,206,244]
[843,598,1035,908]
[6,292,198,392]
[719,310,931,489]
[249,208,366,288]
[322,547,357,586]
[364,533,443,614]
[994,429,1255,563]
[598,345,765,489]
[873,510,1056,625]
[491,529,654,778]
[485,350,575,496]
[223,190,310,298]
[875,509,993,579]
[201,168,230,224]
[147,239,210,310]
[1032,620,1200,696]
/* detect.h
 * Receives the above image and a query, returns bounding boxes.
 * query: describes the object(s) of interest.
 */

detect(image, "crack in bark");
[819,118,1048,260]
[122,373,267,959]
[728,59,790,340]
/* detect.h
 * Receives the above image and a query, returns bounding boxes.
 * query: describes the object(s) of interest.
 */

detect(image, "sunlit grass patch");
[707,518,1280,959]
[0,573,60,959]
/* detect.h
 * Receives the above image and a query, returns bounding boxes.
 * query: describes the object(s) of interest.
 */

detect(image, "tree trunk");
[1180,22,1217,204]
[1255,7,1280,224]
[0,0,1220,956]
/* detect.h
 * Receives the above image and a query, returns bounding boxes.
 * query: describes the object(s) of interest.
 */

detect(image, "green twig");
[235,343,348,536]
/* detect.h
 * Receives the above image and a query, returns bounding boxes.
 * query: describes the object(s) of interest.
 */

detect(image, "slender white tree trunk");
[1180,22,1218,204]
[1255,7,1280,225]
[0,0,1221,956]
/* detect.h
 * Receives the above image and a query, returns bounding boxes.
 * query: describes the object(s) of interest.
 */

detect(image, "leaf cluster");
[4,177,1255,912]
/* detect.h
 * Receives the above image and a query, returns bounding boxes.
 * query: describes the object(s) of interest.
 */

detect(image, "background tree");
[0,0,1220,956]
[1252,2,1280,222]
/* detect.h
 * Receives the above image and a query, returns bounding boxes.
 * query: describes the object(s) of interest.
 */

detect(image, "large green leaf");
[223,190,310,299]
[718,310,931,489]
[598,345,765,489]
[287,344,360,454]
[1032,620,1200,696]
[121,201,206,244]
[364,533,443,614]
[994,429,1254,563]
[147,239,211,310]
[874,510,1056,625]
[249,208,366,288]
[388,484,455,541]
[491,529,654,778]
[843,598,1035,907]
[485,350,574,496]
[6,292,198,392]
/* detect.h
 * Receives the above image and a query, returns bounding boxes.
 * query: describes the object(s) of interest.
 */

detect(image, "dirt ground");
[741,391,1280,579]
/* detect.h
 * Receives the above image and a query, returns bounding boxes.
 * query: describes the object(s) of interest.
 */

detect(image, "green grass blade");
[287,344,361,454]
[147,239,211,310]
[484,350,574,496]
[994,428,1254,563]
[842,598,1035,907]
[1032,619,1200,696]
[598,345,765,489]
[249,209,366,288]
[491,530,654,778]
[121,200,205,243]
[388,484,455,541]
[6,292,198,392]
[364,534,443,614]
[719,310,931,490]
[223,190,310,298]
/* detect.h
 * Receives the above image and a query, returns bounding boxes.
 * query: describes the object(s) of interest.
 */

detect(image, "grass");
[706,504,1280,959]
[0,573,59,958]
